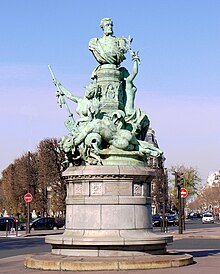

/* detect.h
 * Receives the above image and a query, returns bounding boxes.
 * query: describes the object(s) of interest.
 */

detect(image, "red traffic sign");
[180,188,188,198]
[24,193,33,203]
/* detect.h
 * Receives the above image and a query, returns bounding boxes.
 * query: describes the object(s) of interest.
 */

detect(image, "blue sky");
[0,0,220,184]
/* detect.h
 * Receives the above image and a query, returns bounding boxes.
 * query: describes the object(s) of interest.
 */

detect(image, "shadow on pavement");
[176,249,220,258]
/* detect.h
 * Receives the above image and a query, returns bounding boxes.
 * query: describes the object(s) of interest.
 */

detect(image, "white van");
[202,213,214,224]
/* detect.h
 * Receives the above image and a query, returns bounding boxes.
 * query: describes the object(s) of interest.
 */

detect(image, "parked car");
[18,222,26,231]
[0,217,17,231]
[165,214,176,226]
[30,217,64,230]
[152,214,162,227]
[188,212,202,219]
[202,213,214,224]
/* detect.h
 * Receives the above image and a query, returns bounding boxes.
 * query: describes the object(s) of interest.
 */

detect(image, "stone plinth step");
[24,252,193,271]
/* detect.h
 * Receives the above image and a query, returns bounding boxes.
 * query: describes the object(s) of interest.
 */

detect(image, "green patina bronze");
[49,18,162,166]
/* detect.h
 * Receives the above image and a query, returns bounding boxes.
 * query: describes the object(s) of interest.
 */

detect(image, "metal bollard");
[6,220,8,237]
[166,218,168,232]
[16,220,18,237]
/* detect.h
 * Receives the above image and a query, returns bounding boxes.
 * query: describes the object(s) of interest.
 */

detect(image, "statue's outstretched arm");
[127,50,140,82]
[48,65,81,103]
[56,82,80,103]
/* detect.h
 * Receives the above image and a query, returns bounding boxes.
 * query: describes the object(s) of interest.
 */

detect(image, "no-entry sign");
[24,193,33,203]
[180,188,188,198]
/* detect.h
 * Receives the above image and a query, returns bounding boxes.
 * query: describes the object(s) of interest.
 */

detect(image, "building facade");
[146,128,168,214]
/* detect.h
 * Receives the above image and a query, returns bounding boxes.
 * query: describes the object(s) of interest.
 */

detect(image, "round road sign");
[24,193,33,203]
[180,188,188,198]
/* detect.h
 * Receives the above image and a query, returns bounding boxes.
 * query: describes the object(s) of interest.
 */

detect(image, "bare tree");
[0,138,65,218]
[36,138,66,216]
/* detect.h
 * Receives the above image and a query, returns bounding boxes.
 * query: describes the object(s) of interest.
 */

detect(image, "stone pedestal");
[46,165,172,256]
[96,64,125,113]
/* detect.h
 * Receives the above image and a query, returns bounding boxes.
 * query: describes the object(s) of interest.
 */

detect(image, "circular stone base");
[24,253,193,271]
[46,229,173,256]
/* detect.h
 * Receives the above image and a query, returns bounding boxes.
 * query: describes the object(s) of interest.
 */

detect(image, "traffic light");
[175,172,184,187]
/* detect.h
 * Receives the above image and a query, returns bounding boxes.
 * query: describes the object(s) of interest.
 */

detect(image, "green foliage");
[169,165,201,209]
